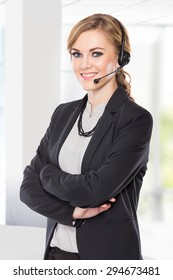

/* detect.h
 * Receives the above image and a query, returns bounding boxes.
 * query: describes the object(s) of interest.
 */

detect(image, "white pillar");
[150,30,165,221]
[5,0,61,226]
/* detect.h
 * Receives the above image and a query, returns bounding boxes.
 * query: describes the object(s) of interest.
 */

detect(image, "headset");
[116,19,131,67]
[94,18,131,84]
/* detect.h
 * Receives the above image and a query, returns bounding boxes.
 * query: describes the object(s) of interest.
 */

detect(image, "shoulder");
[45,98,84,133]
[114,98,153,143]
[107,87,153,125]
[51,98,82,121]
[54,99,82,114]
[113,93,153,133]
[123,99,153,124]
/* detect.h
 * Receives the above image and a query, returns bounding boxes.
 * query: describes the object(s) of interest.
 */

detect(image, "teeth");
[82,73,96,77]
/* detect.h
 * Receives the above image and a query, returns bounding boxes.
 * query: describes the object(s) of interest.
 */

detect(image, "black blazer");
[20,86,153,260]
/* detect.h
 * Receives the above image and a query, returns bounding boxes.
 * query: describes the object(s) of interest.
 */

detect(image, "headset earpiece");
[116,19,131,67]
[118,50,130,67]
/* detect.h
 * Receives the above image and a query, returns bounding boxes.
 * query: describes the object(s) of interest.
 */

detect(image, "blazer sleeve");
[20,106,75,226]
[40,111,153,208]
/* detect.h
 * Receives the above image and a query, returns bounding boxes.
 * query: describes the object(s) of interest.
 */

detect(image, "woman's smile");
[81,72,98,80]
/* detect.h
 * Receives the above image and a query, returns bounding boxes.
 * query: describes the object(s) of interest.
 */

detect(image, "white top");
[50,101,106,252]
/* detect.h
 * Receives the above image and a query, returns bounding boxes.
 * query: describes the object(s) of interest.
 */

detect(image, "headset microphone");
[94,66,122,84]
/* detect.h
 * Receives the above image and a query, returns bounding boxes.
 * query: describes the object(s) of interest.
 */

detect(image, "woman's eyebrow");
[70,48,80,52]
[71,47,105,52]
[89,47,105,52]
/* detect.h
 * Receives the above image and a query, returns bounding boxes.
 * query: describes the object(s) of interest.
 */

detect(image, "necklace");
[77,106,100,137]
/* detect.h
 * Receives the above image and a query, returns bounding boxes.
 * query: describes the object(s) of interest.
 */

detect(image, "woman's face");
[70,29,118,93]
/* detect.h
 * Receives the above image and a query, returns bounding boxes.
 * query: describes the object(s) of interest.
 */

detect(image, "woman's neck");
[87,83,118,111]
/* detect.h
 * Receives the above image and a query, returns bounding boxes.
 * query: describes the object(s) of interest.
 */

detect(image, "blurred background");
[0,0,173,259]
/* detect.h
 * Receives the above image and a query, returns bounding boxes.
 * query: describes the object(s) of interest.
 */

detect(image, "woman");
[20,13,153,260]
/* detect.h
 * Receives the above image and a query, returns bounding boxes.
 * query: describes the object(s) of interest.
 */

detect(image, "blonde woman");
[20,13,153,260]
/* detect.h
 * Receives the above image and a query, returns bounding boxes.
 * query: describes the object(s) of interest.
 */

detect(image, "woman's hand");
[72,198,116,219]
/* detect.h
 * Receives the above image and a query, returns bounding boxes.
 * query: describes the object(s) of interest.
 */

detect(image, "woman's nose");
[80,55,92,70]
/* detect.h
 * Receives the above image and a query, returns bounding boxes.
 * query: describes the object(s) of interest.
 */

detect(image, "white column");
[5,0,61,226]
[150,29,165,221]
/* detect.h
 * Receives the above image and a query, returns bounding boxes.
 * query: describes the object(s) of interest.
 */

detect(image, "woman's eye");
[92,52,103,57]
[71,52,81,58]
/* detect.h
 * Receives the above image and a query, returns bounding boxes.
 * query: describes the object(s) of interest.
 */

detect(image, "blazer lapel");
[55,95,87,166]
[81,110,114,173]
[81,86,128,173]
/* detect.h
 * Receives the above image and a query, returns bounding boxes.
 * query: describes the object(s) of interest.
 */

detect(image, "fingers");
[99,203,111,212]
[101,198,116,207]
[73,198,116,219]
[99,198,116,213]
[109,198,116,202]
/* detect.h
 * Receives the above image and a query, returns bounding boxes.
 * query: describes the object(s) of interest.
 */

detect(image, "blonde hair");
[67,13,134,101]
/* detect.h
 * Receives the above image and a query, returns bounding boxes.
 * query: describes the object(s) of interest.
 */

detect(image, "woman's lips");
[81,72,98,80]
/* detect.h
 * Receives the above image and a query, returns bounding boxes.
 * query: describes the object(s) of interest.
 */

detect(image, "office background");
[0,0,173,259]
